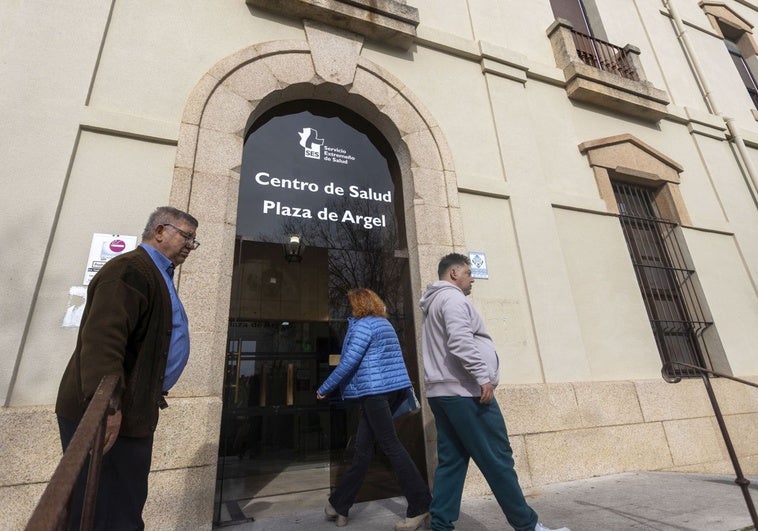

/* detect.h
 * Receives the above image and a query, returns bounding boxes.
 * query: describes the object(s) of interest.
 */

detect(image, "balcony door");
[550,0,593,35]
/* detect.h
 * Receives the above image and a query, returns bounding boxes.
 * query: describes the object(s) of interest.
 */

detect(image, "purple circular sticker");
[109,239,126,253]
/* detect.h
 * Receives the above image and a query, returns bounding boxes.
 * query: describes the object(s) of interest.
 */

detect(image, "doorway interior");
[213,102,426,526]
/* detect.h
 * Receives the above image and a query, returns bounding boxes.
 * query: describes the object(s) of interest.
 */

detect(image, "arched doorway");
[213,100,425,524]
[171,30,464,528]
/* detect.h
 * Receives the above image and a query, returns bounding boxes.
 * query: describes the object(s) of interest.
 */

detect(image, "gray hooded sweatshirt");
[419,281,500,398]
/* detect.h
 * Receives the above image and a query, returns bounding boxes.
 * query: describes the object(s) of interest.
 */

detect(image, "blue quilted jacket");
[317,316,411,399]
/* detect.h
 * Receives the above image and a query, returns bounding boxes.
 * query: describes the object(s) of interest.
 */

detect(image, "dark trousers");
[427,397,538,531]
[58,416,154,531]
[329,390,431,518]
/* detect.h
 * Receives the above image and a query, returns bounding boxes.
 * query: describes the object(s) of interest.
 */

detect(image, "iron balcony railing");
[26,375,121,531]
[570,29,639,81]
[663,361,758,528]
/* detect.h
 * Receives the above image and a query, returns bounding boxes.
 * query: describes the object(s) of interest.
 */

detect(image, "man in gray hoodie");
[420,253,568,531]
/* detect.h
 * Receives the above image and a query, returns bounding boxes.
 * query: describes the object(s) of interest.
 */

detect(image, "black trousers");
[329,390,431,518]
[58,416,154,531]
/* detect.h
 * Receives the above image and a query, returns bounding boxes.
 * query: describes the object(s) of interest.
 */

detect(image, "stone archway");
[169,21,463,483]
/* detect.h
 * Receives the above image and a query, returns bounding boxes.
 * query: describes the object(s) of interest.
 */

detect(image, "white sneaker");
[535,523,570,531]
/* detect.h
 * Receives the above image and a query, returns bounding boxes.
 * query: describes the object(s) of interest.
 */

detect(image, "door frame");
[170,25,464,489]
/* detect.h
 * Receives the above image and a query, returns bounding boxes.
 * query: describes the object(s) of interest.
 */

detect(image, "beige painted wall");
[685,229,758,375]
[554,208,664,380]
[0,0,112,407]
[458,194,543,383]
[3,0,758,528]
[87,1,304,122]
[12,132,177,406]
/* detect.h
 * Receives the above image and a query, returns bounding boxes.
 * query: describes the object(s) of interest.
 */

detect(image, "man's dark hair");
[141,206,199,240]
[438,253,470,279]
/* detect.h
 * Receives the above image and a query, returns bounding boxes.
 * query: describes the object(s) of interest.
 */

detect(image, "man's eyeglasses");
[163,223,200,249]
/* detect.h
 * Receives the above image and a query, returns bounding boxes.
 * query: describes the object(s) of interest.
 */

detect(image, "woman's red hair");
[348,288,387,318]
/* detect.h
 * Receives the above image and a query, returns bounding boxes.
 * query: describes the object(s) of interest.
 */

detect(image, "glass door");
[214,100,426,525]
[215,240,337,524]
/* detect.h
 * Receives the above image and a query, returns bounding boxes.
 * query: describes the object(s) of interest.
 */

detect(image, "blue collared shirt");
[141,243,190,392]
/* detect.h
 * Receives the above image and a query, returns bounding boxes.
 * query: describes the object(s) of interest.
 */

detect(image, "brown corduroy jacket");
[56,245,172,438]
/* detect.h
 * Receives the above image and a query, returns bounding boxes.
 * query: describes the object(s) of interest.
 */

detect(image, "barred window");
[726,37,758,108]
[701,3,758,110]
[612,182,712,378]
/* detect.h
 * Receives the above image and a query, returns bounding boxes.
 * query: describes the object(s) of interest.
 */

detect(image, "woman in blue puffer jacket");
[317,288,431,530]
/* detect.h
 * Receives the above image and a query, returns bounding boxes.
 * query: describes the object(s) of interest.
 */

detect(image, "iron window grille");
[612,182,713,378]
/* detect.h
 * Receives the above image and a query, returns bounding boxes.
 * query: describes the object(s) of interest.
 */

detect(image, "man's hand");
[316,392,326,400]
[479,382,494,404]
[103,410,122,454]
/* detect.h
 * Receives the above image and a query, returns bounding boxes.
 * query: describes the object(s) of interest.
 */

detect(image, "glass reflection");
[214,102,423,526]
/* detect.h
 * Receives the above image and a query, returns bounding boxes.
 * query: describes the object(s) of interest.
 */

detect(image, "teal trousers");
[428,396,538,531]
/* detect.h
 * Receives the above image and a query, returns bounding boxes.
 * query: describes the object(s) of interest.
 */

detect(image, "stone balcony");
[547,19,670,122]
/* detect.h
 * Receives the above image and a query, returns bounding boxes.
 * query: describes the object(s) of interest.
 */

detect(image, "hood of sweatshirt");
[420,281,461,315]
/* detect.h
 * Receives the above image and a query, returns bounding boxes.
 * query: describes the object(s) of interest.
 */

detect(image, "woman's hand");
[316,392,326,400]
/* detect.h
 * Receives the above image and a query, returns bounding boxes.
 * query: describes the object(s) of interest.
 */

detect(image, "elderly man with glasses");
[56,206,200,530]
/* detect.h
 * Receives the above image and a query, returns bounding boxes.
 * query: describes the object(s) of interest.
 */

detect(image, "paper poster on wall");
[83,233,138,286]
[62,286,88,328]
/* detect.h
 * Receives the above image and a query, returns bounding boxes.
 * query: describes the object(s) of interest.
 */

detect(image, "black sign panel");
[238,108,399,252]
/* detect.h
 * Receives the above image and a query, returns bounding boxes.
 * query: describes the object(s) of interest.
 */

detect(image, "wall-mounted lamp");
[284,235,305,262]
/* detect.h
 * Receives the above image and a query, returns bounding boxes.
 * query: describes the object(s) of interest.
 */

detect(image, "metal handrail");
[26,375,121,531]
[663,361,757,528]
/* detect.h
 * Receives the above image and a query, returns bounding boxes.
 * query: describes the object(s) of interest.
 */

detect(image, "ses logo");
[298,127,357,165]
[298,127,324,159]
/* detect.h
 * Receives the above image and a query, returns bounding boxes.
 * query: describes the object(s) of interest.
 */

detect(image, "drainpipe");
[724,118,758,204]
[663,0,758,204]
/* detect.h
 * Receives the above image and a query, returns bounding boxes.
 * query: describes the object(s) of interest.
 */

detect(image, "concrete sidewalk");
[221,472,756,531]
